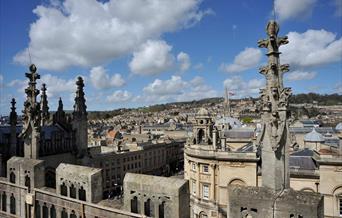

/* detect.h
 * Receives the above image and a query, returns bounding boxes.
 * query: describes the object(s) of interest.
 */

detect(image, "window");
[192,163,196,171]
[202,184,209,200]
[9,172,16,184]
[192,180,196,195]
[339,197,342,216]
[203,165,209,173]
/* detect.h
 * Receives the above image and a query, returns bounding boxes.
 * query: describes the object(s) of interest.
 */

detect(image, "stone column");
[196,162,200,197]
[139,196,145,215]
[210,164,216,202]
[154,199,159,218]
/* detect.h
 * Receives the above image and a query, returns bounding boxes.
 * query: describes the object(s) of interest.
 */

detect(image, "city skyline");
[0,0,341,115]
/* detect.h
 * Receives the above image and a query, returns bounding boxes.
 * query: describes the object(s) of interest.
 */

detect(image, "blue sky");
[0,0,341,115]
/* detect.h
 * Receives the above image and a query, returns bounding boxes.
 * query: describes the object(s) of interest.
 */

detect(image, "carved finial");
[10,98,16,111]
[73,76,87,118]
[9,98,17,126]
[40,83,49,126]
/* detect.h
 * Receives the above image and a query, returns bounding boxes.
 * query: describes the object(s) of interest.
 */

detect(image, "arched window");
[61,208,68,218]
[70,184,76,198]
[159,201,165,218]
[79,186,86,201]
[25,175,31,192]
[9,172,16,184]
[144,199,152,216]
[2,192,7,212]
[60,183,67,196]
[131,196,138,213]
[70,210,77,218]
[35,201,41,218]
[10,194,15,214]
[228,178,246,186]
[198,129,204,144]
[50,205,56,218]
[42,203,48,218]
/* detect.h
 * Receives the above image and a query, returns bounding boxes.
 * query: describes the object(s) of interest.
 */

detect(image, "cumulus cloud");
[143,76,187,96]
[275,0,316,21]
[286,71,317,81]
[14,0,210,71]
[223,76,265,98]
[106,90,133,103]
[136,75,218,104]
[90,66,125,89]
[280,29,342,68]
[177,52,191,72]
[129,40,175,76]
[220,48,262,73]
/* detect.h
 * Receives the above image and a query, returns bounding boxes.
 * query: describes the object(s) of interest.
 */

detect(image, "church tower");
[40,83,50,126]
[72,76,88,157]
[9,98,17,156]
[256,20,292,191]
[20,64,41,159]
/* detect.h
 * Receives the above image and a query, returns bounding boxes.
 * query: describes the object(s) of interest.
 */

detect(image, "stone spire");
[20,64,41,159]
[53,97,67,124]
[72,76,88,157]
[257,20,292,192]
[9,98,17,155]
[40,83,50,126]
[73,76,87,119]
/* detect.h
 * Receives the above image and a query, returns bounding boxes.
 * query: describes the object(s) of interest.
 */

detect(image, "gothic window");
[9,172,16,183]
[25,175,31,192]
[79,186,86,201]
[144,199,152,217]
[202,184,209,200]
[61,208,68,218]
[10,194,15,214]
[42,203,48,218]
[70,184,76,198]
[35,201,41,218]
[2,192,6,212]
[60,183,67,196]
[159,202,165,218]
[131,196,138,213]
[50,205,56,218]
[70,210,77,218]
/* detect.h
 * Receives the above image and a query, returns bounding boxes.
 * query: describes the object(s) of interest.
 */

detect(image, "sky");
[0,0,341,115]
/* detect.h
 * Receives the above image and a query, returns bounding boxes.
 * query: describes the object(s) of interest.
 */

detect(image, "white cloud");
[14,0,210,71]
[280,29,342,68]
[90,66,125,89]
[107,90,133,103]
[220,48,262,73]
[129,40,175,76]
[275,0,316,21]
[143,76,187,96]
[193,63,204,71]
[0,74,3,88]
[286,71,317,81]
[177,52,191,72]
[223,76,265,98]
[136,75,218,104]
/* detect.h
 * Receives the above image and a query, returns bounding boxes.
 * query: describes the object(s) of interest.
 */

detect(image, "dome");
[215,116,242,129]
[335,123,342,132]
[197,108,210,116]
[304,128,325,142]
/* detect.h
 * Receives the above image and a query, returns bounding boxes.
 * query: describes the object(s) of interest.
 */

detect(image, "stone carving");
[256,20,292,191]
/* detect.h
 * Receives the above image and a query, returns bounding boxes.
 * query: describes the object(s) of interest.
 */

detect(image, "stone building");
[184,20,341,218]
[123,173,190,218]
